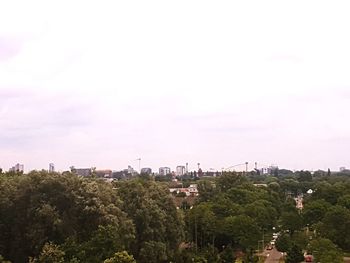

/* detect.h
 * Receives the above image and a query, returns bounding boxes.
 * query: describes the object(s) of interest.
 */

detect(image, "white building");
[176,166,186,176]
[159,167,171,176]
[10,163,24,172]
[169,184,199,197]
[49,163,55,173]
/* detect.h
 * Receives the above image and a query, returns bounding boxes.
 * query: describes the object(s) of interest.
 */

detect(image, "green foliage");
[30,242,65,263]
[0,171,135,262]
[197,180,216,202]
[221,215,260,250]
[216,172,247,192]
[275,234,292,253]
[280,211,303,234]
[318,205,350,250]
[285,244,304,263]
[104,251,136,263]
[337,194,350,209]
[116,179,184,263]
[296,171,312,182]
[308,238,343,263]
[311,181,346,205]
[4,168,350,262]
[302,199,331,226]
[244,200,278,230]
[0,255,11,263]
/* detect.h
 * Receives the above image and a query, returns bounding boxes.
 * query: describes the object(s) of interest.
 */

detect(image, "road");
[262,248,283,263]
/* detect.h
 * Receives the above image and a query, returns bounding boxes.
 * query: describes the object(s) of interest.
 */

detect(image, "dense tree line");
[1,169,350,262]
[0,171,182,263]
[272,171,350,263]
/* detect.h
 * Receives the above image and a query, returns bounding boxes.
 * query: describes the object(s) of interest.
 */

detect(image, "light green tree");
[104,251,136,263]
[308,238,343,263]
[29,243,65,263]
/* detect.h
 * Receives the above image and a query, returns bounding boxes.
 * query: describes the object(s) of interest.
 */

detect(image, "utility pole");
[195,213,198,253]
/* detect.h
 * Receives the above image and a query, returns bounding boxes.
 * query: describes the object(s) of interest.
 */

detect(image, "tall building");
[10,163,24,172]
[49,163,55,173]
[141,167,152,175]
[176,166,186,176]
[159,167,171,176]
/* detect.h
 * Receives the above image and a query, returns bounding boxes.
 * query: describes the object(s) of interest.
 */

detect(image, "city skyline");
[1,1,350,172]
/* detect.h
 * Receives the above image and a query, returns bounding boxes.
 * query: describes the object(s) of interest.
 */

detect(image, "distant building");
[127,165,136,175]
[261,165,278,175]
[96,170,113,178]
[141,167,152,175]
[159,167,171,176]
[169,184,199,197]
[10,163,24,172]
[112,166,137,180]
[176,166,186,176]
[49,163,55,173]
[74,168,92,177]
[340,167,347,172]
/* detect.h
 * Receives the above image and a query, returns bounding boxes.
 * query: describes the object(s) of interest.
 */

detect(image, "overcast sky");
[1,1,350,172]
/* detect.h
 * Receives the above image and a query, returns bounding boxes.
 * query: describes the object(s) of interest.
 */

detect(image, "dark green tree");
[318,205,350,250]
[286,244,304,263]
[116,179,184,263]
[275,234,292,253]
[280,211,303,235]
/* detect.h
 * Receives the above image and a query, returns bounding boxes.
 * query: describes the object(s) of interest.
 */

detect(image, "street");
[262,248,283,263]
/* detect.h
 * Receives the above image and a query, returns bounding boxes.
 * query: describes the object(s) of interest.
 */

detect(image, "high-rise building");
[10,163,24,172]
[49,163,55,173]
[159,167,171,176]
[176,166,186,176]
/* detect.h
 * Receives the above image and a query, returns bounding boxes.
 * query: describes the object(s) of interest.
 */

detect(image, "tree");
[285,244,304,263]
[275,234,292,253]
[280,211,303,235]
[197,180,216,202]
[116,179,184,263]
[338,194,350,209]
[244,200,278,230]
[221,215,260,251]
[296,171,312,182]
[0,171,135,263]
[30,243,65,263]
[308,238,342,263]
[302,199,331,226]
[216,172,247,192]
[187,202,216,250]
[104,251,136,263]
[0,255,11,263]
[318,205,350,250]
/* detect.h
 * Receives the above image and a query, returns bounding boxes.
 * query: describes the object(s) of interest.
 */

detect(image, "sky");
[1,1,350,172]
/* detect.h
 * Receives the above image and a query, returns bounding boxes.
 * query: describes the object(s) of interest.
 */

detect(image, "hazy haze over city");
[1,1,350,172]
